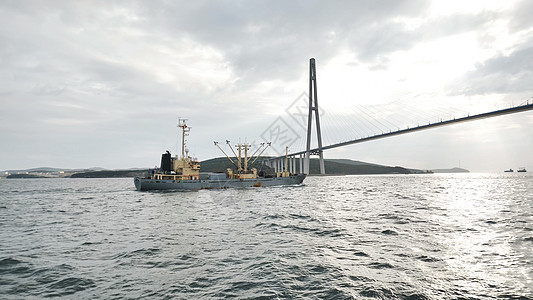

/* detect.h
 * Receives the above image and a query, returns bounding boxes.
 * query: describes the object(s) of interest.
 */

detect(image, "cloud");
[449,47,533,96]
[131,0,433,83]
[1,0,532,170]
[509,0,533,32]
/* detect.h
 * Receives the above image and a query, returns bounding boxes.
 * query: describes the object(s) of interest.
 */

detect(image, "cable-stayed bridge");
[265,58,533,174]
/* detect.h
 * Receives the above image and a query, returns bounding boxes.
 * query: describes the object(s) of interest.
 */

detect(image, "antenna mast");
[178,118,190,159]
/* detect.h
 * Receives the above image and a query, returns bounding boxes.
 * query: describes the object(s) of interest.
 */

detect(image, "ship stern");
[134,177,143,191]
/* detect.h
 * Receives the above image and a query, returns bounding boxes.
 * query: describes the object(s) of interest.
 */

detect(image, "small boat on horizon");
[504,169,513,172]
[517,167,527,173]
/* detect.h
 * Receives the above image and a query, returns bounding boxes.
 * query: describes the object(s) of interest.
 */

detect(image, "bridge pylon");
[305,58,325,175]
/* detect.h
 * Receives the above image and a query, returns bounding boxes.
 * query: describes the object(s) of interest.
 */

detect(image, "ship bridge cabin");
[153,150,200,181]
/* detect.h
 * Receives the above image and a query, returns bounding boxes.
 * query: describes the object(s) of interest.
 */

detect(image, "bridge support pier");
[303,153,308,174]
[289,156,293,174]
[292,156,296,174]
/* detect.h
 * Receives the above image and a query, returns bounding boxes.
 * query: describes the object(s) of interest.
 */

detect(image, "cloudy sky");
[1,0,532,172]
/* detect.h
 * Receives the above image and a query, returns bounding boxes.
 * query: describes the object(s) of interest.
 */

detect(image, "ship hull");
[134,174,306,191]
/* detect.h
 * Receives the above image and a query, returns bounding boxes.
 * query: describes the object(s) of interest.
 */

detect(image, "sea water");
[1,174,532,299]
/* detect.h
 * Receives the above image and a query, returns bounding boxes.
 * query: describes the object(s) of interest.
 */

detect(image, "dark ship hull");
[134,174,306,191]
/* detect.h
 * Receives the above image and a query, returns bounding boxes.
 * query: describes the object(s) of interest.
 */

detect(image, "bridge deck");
[281,102,533,158]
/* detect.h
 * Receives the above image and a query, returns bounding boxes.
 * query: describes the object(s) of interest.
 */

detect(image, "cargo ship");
[134,119,306,191]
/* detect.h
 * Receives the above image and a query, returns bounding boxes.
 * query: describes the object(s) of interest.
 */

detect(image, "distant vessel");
[504,169,513,172]
[134,119,306,191]
[517,167,527,173]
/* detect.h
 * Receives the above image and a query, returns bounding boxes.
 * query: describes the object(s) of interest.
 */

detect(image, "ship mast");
[237,144,242,172]
[242,143,250,172]
[178,118,190,159]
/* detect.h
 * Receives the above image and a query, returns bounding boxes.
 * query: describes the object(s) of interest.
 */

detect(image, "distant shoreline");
[2,158,470,179]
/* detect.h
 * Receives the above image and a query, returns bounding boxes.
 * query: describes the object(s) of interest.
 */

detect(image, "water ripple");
[1,175,532,299]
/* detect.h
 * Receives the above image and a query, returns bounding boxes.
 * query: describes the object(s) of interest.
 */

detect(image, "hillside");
[431,167,469,173]
[307,159,411,175]
[199,157,412,175]
[70,169,148,178]
[326,159,384,167]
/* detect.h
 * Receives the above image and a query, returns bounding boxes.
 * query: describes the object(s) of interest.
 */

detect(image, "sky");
[1,0,532,172]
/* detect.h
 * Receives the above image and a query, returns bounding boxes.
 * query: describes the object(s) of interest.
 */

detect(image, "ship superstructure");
[151,119,200,181]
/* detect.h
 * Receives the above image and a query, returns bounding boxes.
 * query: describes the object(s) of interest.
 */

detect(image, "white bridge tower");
[304,58,325,175]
